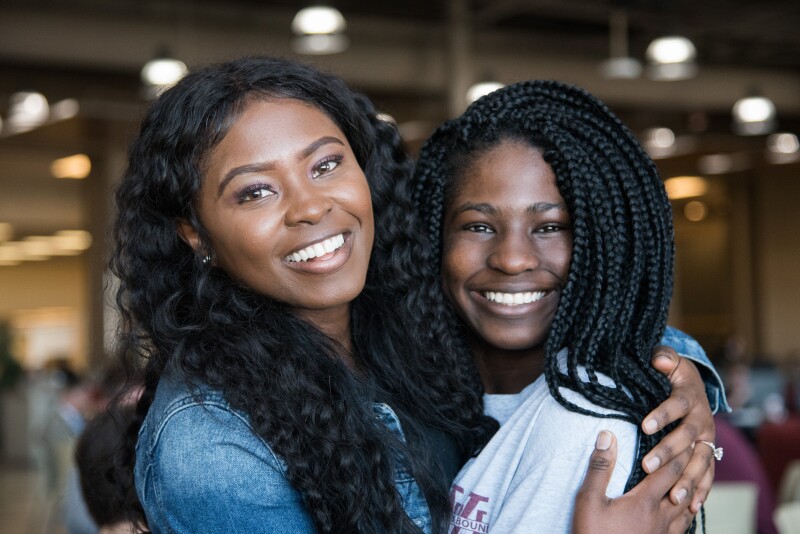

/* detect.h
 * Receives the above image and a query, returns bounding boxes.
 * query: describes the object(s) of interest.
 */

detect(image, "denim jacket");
[135,372,432,534]
[661,326,730,414]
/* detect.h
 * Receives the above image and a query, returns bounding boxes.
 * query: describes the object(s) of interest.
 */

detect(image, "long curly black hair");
[110,56,496,533]
[408,80,675,493]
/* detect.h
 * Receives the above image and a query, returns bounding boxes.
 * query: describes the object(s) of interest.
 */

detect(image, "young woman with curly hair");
[112,57,723,533]
[407,80,726,533]
[111,56,501,533]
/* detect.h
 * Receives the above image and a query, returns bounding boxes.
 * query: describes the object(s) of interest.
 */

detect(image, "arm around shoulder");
[660,326,730,413]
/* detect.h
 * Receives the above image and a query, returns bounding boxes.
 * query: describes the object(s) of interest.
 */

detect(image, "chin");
[481,330,548,352]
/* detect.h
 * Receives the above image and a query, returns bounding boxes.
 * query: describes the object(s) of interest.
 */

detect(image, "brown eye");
[311,155,343,178]
[465,223,494,233]
[237,185,274,203]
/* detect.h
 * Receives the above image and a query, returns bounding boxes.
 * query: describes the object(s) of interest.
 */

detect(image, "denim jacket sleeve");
[659,326,731,414]
[136,387,316,533]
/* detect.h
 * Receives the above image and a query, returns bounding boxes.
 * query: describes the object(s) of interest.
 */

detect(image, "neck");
[294,304,356,369]
[470,335,545,394]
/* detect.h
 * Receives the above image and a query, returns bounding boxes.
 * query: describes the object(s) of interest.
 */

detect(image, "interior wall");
[756,164,800,362]
[0,256,88,369]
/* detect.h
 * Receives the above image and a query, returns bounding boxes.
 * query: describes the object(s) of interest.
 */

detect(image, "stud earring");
[201,254,212,265]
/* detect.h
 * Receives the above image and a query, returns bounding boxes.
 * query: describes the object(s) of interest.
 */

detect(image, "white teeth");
[484,291,546,306]
[286,234,346,262]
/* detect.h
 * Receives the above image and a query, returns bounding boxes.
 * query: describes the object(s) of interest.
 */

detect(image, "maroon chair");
[715,415,778,534]
[756,415,800,495]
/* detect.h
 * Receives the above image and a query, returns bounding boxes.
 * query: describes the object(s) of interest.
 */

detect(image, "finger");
[667,439,714,505]
[643,357,704,436]
[643,418,701,473]
[666,505,697,534]
[690,463,715,514]
[651,346,680,376]
[577,431,618,499]
[635,447,692,499]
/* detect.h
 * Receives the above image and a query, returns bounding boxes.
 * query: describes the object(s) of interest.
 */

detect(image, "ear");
[176,218,202,253]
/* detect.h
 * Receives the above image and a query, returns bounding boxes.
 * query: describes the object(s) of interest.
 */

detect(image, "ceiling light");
[767,133,799,154]
[644,127,675,149]
[466,81,504,105]
[53,230,93,252]
[643,127,676,158]
[291,6,348,55]
[645,36,698,81]
[0,241,22,266]
[684,200,707,222]
[49,99,80,121]
[732,93,776,136]
[646,36,696,64]
[599,11,641,80]
[141,55,188,87]
[664,176,708,200]
[51,154,91,179]
[292,6,346,35]
[766,133,800,164]
[19,239,51,261]
[0,243,24,263]
[6,91,49,134]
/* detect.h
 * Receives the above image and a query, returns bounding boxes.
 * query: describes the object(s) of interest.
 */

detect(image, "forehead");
[214,98,343,154]
[449,139,562,205]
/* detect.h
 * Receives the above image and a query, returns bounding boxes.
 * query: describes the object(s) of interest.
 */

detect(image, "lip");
[283,231,354,275]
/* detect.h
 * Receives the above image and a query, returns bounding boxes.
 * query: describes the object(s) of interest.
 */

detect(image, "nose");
[486,231,540,274]
[283,181,334,226]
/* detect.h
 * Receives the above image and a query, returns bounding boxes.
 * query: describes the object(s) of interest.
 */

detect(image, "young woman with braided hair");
[406,80,724,533]
[112,56,722,533]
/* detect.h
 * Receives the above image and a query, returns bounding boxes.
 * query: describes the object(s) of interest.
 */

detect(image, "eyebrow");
[527,202,568,214]
[452,201,568,217]
[216,135,345,198]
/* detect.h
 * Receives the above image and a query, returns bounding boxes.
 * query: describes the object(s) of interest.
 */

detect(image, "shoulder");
[135,375,315,531]
[138,373,285,478]
[533,391,637,459]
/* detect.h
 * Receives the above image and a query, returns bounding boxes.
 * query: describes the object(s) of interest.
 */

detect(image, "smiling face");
[180,98,374,324]
[441,139,572,353]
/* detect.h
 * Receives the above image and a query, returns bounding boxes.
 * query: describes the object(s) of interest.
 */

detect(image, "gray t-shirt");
[449,350,637,533]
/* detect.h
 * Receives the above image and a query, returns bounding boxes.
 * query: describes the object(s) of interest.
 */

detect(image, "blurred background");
[0,1,798,533]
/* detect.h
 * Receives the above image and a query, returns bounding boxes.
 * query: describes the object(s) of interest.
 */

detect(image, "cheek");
[440,241,469,303]
[558,238,573,278]
[343,176,374,229]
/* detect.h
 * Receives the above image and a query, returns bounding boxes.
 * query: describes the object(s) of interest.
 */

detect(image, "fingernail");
[644,419,658,433]
[596,431,612,451]
[645,456,661,472]
[655,353,673,364]
[675,488,688,504]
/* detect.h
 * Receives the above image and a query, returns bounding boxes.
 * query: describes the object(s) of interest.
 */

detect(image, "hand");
[573,431,696,534]
[642,347,716,513]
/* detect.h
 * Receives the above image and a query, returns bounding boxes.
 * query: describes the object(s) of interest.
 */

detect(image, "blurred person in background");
[75,404,147,534]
